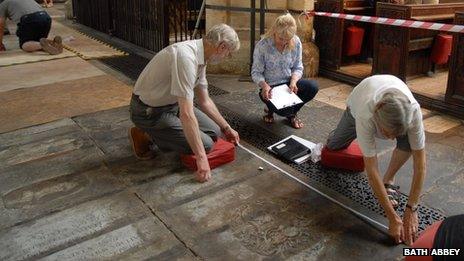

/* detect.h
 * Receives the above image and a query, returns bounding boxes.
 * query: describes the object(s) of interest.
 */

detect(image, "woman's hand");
[402,208,419,246]
[388,216,404,244]
[289,81,298,94]
[260,82,272,100]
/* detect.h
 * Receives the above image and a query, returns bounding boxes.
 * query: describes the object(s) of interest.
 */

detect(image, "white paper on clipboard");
[269,84,303,110]
[267,135,316,164]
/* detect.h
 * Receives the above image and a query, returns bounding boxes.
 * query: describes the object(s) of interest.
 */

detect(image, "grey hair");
[374,91,413,136]
[205,24,240,52]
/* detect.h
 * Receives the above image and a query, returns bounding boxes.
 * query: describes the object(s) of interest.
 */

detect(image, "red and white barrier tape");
[302,10,464,33]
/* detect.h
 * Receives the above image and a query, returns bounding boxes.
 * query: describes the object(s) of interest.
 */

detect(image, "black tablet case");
[271,138,310,162]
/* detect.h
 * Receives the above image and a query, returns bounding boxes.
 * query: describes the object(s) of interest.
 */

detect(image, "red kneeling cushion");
[405,220,443,261]
[343,26,365,56]
[321,141,365,172]
[180,138,235,171]
[430,34,453,65]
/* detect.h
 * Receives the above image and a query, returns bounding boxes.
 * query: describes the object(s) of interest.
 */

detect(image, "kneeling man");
[129,24,240,183]
[0,0,63,54]
[327,75,426,245]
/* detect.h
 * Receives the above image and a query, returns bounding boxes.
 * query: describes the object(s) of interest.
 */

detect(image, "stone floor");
[1,4,464,261]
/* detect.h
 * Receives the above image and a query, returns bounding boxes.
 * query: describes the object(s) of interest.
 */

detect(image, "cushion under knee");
[321,141,365,172]
[180,138,236,171]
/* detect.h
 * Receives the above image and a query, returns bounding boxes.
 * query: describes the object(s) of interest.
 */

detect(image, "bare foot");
[263,108,274,124]
[288,116,304,129]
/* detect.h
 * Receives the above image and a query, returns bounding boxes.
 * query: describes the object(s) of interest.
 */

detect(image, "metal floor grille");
[99,55,229,97]
[208,84,230,96]
[99,55,149,81]
[217,105,445,231]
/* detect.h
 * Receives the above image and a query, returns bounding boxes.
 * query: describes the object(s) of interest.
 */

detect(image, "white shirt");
[347,75,425,157]
[133,39,208,107]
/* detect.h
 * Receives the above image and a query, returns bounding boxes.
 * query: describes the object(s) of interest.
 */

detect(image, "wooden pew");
[445,11,464,107]
[373,3,464,80]
[314,0,374,71]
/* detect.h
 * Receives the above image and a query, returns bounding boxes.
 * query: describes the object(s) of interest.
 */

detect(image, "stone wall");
[206,0,318,77]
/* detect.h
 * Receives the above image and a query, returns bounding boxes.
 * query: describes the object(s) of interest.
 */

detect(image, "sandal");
[384,183,400,209]
[263,108,274,124]
[288,115,304,129]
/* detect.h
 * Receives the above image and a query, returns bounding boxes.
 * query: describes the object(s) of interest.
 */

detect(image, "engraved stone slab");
[0,129,94,169]
[0,160,125,230]
[72,106,135,162]
[0,192,149,261]
[0,118,78,149]
[109,151,185,186]
[158,168,403,260]
[41,217,190,261]
[134,148,260,210]
[119,244,196,261]
[0,146,104,195]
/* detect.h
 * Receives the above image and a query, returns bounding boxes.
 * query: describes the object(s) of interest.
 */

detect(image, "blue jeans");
[258,79,319,117]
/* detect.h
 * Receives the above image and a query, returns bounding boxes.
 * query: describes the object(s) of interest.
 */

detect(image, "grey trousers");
[327,107,411,152]
[130,94,221,154]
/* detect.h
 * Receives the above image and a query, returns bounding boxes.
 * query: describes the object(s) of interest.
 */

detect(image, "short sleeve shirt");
[133,39,207,107]
[347,75,425,157]
[0,0,43,24]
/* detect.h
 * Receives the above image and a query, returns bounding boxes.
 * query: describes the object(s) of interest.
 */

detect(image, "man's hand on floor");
[195,157,211,182]
[223,126,240,144]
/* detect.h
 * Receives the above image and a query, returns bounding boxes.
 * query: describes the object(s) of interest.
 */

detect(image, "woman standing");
[251,13,318,129]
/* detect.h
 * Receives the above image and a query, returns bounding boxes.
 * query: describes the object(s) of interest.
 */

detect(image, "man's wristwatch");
[406,203,418,212]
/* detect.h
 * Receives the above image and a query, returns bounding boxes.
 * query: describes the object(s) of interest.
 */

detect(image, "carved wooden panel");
[445,12,464,105]
[372,4,409,80]
[314,0,344,70]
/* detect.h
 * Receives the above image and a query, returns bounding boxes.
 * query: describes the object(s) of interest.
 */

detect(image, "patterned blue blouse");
[251,35,304,86]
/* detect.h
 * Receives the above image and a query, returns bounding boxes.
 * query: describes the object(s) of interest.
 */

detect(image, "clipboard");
[268,84,303,110]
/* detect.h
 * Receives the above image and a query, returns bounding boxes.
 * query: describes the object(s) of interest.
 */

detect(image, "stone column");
[206,0,318,77]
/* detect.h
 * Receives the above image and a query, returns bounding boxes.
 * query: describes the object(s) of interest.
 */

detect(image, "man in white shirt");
[327,75,426,246]
[129,24,240,183]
